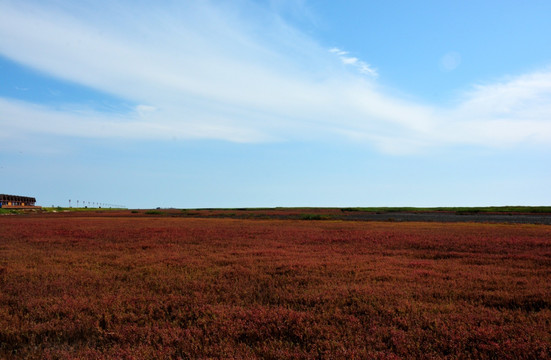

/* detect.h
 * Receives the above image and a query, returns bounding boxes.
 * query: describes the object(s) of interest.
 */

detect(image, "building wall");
[0,194,37,208]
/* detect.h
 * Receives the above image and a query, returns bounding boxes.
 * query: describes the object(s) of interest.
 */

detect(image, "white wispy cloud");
[429,70,551,148]
[0,0,550,154]
[329,47,378,77]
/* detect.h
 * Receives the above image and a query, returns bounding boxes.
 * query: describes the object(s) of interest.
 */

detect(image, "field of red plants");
[1,214,550,359]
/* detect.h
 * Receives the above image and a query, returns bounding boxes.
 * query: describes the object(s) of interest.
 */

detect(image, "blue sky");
[1,0,550,208]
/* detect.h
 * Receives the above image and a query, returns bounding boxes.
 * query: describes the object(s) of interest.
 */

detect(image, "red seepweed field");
[1,213,550,359]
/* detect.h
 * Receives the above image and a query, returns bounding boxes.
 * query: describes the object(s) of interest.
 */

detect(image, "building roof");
[0,194,37,202]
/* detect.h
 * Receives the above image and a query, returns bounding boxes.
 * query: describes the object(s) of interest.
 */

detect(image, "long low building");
[0,194,38,208]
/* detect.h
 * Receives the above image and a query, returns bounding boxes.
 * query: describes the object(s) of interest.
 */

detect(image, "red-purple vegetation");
[0,215,550,359]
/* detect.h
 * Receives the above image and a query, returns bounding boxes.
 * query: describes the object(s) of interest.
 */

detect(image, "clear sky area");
[1,0,550,208]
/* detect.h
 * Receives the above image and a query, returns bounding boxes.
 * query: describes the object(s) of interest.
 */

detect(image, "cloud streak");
[1,0,551,154]
[329,48,378,77]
